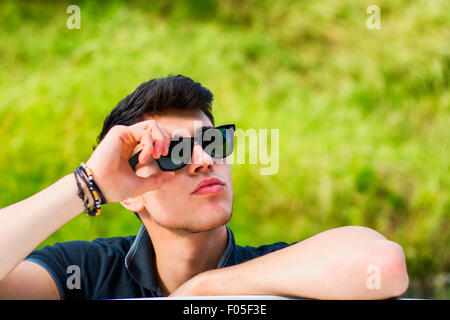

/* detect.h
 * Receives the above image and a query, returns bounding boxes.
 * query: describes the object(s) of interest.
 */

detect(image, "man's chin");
[172,206,232,233]
[181,209,232,234]
[141,198,233,234]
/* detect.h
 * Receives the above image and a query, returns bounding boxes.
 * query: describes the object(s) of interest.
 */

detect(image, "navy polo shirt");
[25,225,295,300]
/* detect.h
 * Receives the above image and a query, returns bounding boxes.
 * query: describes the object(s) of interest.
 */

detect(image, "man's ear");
[120,196,145,212]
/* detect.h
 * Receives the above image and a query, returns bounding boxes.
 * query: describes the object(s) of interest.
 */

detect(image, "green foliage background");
[0,0,448,298]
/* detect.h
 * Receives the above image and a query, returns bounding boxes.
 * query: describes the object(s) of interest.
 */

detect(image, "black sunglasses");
[129,124,235,172]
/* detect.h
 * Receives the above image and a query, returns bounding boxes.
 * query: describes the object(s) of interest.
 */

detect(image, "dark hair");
[94,74,214,150]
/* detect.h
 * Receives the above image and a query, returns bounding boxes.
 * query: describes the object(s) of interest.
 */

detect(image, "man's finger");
[139,129,153,164]
[161,127,172,156]
[126,120,174,165]
[150,124,166,159]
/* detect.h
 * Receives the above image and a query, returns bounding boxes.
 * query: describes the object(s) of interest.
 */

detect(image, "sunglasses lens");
[156,156,186,171]
[202,126,234,159]
[157,138,191,171]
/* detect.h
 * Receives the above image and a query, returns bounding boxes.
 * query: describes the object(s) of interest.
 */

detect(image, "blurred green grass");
[0,0,448,298]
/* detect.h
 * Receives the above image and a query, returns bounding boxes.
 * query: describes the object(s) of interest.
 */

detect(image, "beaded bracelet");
[80,163,105,216]
[79,163,107,205]
[73,163,107,216]
[75,167,99,216]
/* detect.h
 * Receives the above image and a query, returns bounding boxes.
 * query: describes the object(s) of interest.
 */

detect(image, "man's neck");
[142,217,228,296]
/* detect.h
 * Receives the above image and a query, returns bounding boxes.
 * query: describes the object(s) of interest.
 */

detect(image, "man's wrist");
[190,266,261,296]
[171,269,221,296]
[186,269,218,296]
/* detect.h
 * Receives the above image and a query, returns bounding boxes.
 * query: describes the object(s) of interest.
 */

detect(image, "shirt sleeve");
[25,238,127,300]
[25,241,90,299]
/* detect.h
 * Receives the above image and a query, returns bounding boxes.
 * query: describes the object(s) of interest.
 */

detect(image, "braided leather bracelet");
[73,168,90,215]
[73,163,107,216]
[79,163,107,205]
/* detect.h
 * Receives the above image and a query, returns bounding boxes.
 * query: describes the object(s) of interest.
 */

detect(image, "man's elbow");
[372,240,409,298]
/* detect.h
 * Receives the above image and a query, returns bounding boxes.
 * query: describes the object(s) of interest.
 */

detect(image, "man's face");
[128,110,233,233]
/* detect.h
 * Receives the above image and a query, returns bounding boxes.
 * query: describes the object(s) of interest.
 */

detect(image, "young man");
[0,75,409,300]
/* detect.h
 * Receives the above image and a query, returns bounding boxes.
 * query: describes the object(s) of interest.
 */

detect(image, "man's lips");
[192,177,226,195]
[194,184,224,195]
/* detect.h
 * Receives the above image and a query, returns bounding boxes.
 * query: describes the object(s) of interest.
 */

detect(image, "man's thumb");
[137,171,175,193]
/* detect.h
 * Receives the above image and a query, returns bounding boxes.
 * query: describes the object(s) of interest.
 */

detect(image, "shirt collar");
[124,224,235,293]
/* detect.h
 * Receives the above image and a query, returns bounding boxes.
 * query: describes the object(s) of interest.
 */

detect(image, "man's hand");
[169,274,204,297]
[85,120,174,203]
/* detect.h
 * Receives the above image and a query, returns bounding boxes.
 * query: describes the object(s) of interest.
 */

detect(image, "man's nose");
[188,142,214,174]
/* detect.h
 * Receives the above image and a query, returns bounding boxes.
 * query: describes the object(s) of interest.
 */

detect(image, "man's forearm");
[188,226,409,299]
[0,174,86,281]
